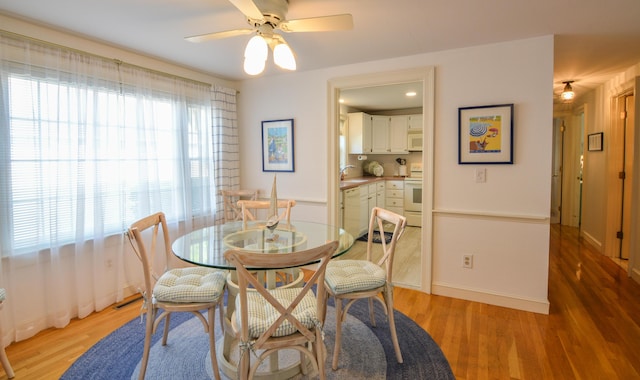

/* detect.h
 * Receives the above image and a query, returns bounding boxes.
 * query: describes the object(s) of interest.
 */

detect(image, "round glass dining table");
[171,220,355,269]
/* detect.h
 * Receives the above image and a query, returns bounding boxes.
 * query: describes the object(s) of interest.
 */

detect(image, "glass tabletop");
[172,220,355,270]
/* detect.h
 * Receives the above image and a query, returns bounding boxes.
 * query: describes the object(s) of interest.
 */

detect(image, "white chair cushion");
[236,287,318,338]
[325,260,386,295]
[0,288,5,302]
[153,267,226,303]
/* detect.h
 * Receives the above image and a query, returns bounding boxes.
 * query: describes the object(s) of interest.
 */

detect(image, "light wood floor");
[3,224,640,379]
[337,225,422,288]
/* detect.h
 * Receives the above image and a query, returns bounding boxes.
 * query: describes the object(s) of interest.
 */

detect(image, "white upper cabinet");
[389,115,409,153]
[370,115,409,154]
[371,115,390,153]
[348,112,417,155]
[408,114,423,131]
[348,112,372,154]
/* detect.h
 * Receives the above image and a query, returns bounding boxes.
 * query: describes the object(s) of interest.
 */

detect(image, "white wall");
[239,36,553,313]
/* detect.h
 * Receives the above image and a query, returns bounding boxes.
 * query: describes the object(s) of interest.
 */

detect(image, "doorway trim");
[326,67,435,293]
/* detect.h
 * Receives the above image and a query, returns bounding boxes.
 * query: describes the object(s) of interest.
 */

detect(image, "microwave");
[407,131,422,151]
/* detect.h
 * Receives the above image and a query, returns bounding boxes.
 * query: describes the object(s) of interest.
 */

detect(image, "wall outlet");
[463,254,473,268]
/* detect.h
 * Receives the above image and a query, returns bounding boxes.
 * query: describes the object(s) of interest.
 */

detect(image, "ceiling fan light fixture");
[561,81,575,101]
[243,57,266,75]
[273,41,296,71]
[244,35,268,60]
[243,35,268,75]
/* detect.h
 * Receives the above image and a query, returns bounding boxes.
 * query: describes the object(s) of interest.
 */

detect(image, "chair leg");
[139,308,156,380]
[368,297,376,326]
[383,288,403,363]
[315,330,326,380]
[331,297,343,370]
[0,345,14,379]
[218,300,225,334]
[208,307,221,380]
[161,312,171,346]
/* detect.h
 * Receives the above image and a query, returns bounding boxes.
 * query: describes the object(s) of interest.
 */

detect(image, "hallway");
[395,223,640,379]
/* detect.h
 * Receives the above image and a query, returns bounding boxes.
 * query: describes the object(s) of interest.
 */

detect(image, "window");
[2,69,214,255]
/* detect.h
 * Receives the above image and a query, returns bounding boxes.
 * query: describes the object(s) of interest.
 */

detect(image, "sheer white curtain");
[212,86,240,223]
[0,32,218,344]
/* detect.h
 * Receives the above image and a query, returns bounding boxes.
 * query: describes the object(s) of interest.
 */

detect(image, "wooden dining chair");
[0,288,14,379]
[224,240,339,380]
[220,189,259,223]
[237,199,296,225]
[126,212,227,380]
[324,207,407,370]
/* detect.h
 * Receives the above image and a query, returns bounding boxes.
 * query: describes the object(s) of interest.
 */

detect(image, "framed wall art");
[262,119,295,172]
[458,103,514,164]
[587,132,603,151]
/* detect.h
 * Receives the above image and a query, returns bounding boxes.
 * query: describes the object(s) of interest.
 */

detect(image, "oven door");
[404,180,422,212]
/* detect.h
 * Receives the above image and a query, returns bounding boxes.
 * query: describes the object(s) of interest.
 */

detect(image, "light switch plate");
[475,168,486,183]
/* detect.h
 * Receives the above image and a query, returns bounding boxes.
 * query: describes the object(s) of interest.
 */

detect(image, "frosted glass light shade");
[561,81,574,101]
[273,42,296,71]
[244,35,268,59]
[244,35,268,75]
[243,57,266,76]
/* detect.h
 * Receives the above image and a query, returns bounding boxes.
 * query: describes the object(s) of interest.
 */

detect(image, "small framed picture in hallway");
[588,132,603,151]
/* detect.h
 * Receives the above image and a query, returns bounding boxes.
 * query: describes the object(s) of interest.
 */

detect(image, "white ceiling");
[2,0,640,107]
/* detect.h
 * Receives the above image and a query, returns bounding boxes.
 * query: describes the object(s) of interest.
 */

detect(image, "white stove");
[404,163,422,227]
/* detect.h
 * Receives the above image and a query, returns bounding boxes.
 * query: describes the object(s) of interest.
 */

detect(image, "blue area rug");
[62,298,454,379]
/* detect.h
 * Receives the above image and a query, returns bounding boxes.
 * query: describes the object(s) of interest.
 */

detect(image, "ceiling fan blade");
[185,29,255,43]
[279,14,353,33]
[228,0,264,20]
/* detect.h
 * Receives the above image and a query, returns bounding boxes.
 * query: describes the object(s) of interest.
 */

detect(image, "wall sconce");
[561,81,575,102]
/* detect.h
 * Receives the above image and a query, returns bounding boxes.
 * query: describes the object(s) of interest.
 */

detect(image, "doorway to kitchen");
[327,67,435,293]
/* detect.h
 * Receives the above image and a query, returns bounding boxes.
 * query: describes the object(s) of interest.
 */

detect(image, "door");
[605,92,635,260]
[550,118,564,224]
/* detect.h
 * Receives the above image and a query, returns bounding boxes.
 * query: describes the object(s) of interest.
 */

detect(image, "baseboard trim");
[432,283,550,314]
[580,230,602,252]
[632,267,640,284]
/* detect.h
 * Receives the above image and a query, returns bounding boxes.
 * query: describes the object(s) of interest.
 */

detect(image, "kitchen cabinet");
[349,112,416,155]
[339,190,344,229]
[366,183,377,227]
[359,186,369,236]
[389,116,409,152]
[348,112,372,154]
[408,114,423,131]
[385,180,404,216]
[376,181,385,210]
[371,115,390,153]
[366,115,410,154]
[343,187,361,238]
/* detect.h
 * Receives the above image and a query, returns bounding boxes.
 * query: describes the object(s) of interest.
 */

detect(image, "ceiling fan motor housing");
[250,0,289,27]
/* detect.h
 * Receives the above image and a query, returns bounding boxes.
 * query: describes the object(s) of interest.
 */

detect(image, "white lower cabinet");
[343,187,361,238]
[385,180,404,216]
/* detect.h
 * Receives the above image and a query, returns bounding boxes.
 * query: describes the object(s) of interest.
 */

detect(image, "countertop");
[339,176,406,190]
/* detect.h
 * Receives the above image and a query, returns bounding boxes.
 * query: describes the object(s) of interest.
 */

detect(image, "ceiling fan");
[185,0,353,75]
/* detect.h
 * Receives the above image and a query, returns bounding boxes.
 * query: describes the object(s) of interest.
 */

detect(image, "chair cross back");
[237,199,296,224]
[224,240,338,379]
[369,207,407,282]
[220,189,259,223]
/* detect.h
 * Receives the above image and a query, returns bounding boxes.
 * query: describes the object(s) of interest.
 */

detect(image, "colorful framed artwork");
[587,132,603,151]
[458,104,514,164]
[262,119,295,172]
